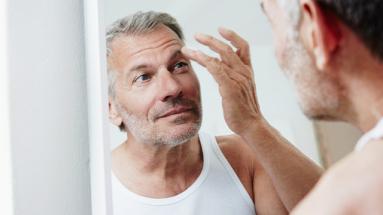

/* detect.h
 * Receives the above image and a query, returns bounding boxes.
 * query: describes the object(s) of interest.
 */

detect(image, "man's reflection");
[106,11,321,215]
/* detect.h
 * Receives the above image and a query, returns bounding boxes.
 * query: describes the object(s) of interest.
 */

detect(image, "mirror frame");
[84,0,114,214]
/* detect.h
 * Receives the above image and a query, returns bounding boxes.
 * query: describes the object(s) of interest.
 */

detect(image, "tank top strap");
[356,118,383,151]
[199,132,255,209]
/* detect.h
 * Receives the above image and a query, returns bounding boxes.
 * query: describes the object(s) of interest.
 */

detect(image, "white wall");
[7,0,92,214]
[105,0,321,163]
[0,0,14,214]
[315,121,362,167]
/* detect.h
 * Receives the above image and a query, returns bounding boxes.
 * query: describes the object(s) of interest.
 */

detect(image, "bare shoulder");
[325,139,383,184]
[216,134,256,199]
[293,140,383,214]
[347,139,383,178]
[216,134,250,153]
[315,139,383,211]
[364,139,383,158]
[215,134,255,169]
[358,139,383,179]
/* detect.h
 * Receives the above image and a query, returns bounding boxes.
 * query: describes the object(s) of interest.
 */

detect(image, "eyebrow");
[130,64,149,72]
[128,50,183,72]
[168,50,183,64]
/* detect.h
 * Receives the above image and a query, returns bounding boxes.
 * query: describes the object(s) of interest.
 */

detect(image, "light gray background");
[105,0,322,163]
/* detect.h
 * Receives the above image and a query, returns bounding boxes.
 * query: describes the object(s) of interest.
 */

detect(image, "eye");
[133,73,151,83]
[173,61,189,72]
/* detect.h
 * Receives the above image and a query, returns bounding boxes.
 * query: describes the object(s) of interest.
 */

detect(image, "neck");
[342,57,383,132]
[126,134,201,174]
[112,133,203,195]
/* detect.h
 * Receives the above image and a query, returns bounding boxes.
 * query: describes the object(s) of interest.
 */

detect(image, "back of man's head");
[315,0,383,62]
[279,0,383,62]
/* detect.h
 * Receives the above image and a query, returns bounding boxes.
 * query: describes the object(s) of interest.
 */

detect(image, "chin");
[299,99,341,122]
[158,121,201,146]
[294,75,343,122]
[303,111,339,121]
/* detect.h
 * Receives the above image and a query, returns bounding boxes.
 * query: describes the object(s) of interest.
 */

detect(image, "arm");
[252,149,289,214]
[218,135,288,214]
[243,120,323,211]
[182,28,322,211]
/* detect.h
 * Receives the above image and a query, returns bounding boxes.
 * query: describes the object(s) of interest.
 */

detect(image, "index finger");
[181,47,230,85]
[219,27,251,65]
[194,33,241,66]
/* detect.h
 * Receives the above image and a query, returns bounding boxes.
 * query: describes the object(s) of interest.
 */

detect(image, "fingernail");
[181,47,196,55]
[218,27,230,33]
[218,26,227,31]
[194,33,207,40]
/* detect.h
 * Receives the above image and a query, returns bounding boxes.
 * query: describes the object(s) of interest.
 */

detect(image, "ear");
[299,0,341,70]
[109,98,123,127]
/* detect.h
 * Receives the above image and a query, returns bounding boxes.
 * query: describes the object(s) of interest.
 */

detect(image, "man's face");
[108,25,202,146]
[261,0,342,120]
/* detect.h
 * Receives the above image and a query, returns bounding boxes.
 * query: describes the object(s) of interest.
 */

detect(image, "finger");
[181,47,207,67]
[181,47,230,84]
[218,27,251,65]
[194,33,241,65]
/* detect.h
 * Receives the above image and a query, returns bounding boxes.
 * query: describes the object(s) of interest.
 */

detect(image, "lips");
[158,106,192,119]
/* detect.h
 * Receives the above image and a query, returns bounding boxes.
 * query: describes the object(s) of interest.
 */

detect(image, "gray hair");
[106,11,184,97]
[277,0,302,29]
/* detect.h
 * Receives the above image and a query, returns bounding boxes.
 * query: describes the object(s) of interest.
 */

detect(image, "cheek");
[271,26,287,63]
[274,36,289,69]
[180,73,201,99]
[270,17,292,67]
[115,89,154,118]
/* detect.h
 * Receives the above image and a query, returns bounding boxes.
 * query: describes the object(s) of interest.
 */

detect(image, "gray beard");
[117,101,202,147]
[282,30,341,120]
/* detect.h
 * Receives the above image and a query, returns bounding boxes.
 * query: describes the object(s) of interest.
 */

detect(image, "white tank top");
[111,132,256,215]
[355,118,383,151]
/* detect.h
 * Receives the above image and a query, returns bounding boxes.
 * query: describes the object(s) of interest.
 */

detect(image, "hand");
[181,28,263,135]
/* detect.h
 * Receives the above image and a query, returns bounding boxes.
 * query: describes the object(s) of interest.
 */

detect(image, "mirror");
[105,1,320,158]
[101,0,359,214]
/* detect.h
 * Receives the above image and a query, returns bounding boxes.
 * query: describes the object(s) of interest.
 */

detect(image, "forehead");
[108,25,183,71]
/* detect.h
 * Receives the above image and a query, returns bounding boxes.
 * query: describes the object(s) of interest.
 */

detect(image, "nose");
[157,67,182,102]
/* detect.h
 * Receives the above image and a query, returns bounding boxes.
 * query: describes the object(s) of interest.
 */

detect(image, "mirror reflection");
[103,0,381,214]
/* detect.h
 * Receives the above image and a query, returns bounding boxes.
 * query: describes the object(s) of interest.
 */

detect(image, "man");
[106,11,322,215]
[182,0,383,214]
